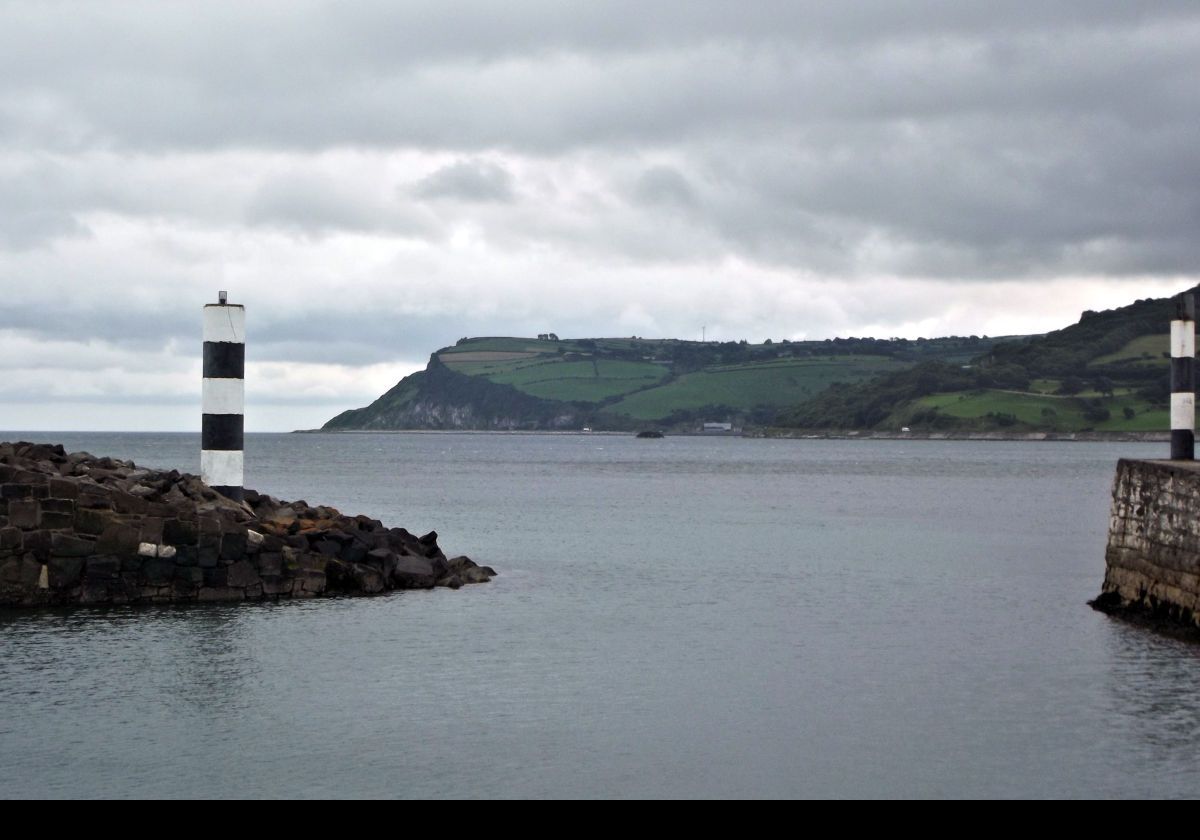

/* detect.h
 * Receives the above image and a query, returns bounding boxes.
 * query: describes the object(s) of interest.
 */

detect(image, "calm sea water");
[2,432,1197,799]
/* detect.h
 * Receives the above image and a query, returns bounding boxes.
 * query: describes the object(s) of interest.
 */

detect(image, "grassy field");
[438,339,915,417]
[434,336,1021,424]
[608,357,906,420]
[1090,334,1169,367]
[906,390,1168,432]
[485,358,669,403]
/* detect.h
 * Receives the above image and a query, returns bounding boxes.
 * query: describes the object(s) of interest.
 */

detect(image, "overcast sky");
[2,1,1197,431]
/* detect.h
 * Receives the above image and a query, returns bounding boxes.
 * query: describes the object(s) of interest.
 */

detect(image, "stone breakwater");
[0,441,494,608]
[1092,458,1200,633]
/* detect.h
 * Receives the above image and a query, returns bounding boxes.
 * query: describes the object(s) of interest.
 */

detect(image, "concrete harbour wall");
[1095,458,1200,630]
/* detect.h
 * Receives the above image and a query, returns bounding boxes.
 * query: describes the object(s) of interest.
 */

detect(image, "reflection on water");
[1,432,1198,798]
[1103,625,1200,776]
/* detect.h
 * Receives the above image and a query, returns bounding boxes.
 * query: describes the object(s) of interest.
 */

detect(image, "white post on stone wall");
[1170,293,1195,461]
[202,292,245,500]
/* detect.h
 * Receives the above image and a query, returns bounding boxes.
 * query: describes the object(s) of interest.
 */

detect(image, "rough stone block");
[40,498,75,515]
[257,552,282,576]
[173,545,198,567]
[96,523,140,556]
[48,556,84,588]
[174,566,204,586]
[0,557,22,584]
[351,563,385,593]
[261,575,290,596]
[73,507,113,535]
[226,560,260,589]
[392,555,436,589]
[79,583,110,604]
[220,530,248,563]
[162,518,197,546]
[77,489,113,510]
[341,541,368,564]
[111,493,147,515]
[9,500,39,530]
[83,556,120,582]
[462,566,492,584]
[48,478,78,499]
[296,553,326,573]
[0,484,32,500]
[39,511,74,530]
[50,532,95,558]
[199,542,220,568]
[0,527,20,552]
[141,560,175,586]
[296,569,326,594]
[139,517,163,545]
[18,556,43,587]
[22,530,50,560]
[198,587,243,602]
[314,539,341,557]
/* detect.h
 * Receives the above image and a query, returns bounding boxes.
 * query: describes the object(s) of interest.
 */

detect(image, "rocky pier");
[0,441,494,608]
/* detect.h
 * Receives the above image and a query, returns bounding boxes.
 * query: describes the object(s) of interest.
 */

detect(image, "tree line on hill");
[773,290,1191,431]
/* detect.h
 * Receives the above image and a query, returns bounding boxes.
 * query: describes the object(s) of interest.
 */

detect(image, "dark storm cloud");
[1,2,1194,152]
[1,1,1195,278]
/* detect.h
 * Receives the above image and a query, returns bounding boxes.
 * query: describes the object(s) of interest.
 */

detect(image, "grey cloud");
[412,160,516,203]
[0,2,1194,153]
[245,172,435,235]
[0,208,89,250]
[0,303,450,368]
[2,0,1196,281]
[631,165,696,209]
[0,163,92,248]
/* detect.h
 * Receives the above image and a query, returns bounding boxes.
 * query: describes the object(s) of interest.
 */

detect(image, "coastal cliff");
[0,441,494,608]
[324,354,583,431]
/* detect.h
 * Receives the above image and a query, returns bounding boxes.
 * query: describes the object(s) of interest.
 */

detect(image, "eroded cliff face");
[0,442,494,608]
[323,355,583,431]
[1094,458,1200,630]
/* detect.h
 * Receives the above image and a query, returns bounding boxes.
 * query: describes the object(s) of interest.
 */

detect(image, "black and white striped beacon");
[202,291,245,501]
[1171,293,1195,461]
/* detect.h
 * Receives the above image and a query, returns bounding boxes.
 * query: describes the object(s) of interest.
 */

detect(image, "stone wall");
[0,442,494,608]
[1094,458,1200,629]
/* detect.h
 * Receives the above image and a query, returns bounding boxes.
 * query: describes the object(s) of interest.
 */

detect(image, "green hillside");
[607,357,906,420]
[325,333,1018,431]
[776,287,1193,434]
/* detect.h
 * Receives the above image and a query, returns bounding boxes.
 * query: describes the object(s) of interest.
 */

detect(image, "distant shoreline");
[294,428,1170,442]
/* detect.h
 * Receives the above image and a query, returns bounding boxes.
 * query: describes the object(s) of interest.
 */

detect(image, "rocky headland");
[0,441,494,608]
